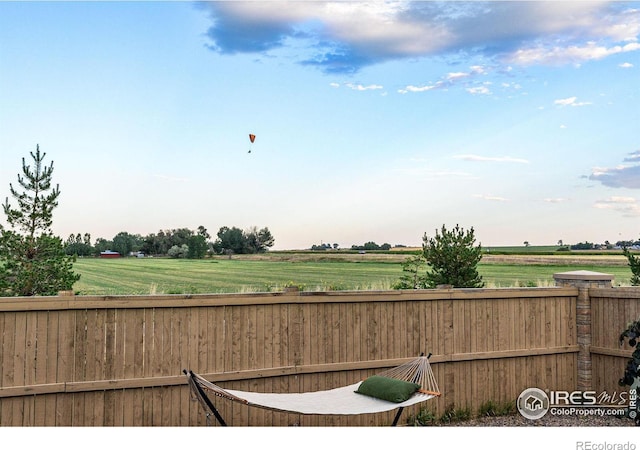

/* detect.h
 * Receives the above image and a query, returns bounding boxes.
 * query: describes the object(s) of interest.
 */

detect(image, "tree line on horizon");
[310,241,408,251]
[64,225,275,259]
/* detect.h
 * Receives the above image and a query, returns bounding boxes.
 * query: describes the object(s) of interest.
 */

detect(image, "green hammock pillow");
[355,375,421,403]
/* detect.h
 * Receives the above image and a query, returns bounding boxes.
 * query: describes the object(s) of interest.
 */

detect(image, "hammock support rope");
[184,353,440,426]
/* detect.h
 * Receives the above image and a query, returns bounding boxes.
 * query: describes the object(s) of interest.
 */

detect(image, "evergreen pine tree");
[422,224,484,288]
[0,145,80,296]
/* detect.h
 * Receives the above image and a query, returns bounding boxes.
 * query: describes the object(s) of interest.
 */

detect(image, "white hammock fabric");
[186,355,440,416]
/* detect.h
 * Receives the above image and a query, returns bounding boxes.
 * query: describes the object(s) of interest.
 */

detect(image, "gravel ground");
[437,413,634,427]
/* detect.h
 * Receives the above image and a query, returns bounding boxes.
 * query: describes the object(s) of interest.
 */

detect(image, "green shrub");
[439,405,472,423]
[478,400,516,417]
[392,254,427,289]
[410,408,437,426]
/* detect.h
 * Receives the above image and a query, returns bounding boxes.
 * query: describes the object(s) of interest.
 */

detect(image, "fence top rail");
[0,286,578,312]
[590,286,640,299]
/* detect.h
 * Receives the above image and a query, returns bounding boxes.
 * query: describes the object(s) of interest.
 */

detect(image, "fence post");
[553,270,614,392]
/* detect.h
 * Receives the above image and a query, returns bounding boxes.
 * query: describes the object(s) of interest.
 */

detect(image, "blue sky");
[0,1,638,250]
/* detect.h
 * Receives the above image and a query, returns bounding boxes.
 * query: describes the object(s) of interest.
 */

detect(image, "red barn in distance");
[99,250,120,258]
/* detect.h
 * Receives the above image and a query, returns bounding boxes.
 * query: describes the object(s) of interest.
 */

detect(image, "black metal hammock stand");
[184,353,440,426]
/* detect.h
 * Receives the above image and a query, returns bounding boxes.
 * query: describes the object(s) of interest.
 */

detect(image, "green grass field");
[71,253,634,295]
[72,257,401,295]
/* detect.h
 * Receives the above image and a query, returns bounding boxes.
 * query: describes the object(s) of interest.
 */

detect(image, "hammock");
[184,354,440,426]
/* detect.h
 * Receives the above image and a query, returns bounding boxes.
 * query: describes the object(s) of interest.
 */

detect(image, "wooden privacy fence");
[0,271,634,426]
[591,287,640,397]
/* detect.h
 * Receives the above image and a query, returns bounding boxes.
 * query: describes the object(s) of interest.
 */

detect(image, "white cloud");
[544,198,569,203]
[204,2,640,73]
[453,154,530,164]
[446,72,470,81]
[625,151,640,163]
[594,196,640,217]
[508,42,640,66]
[399,65,488,94]
[466,86,491,95]
[398,83,440,94]
[589,152,640,189]
[345,83,383,91]
[619,62,634,68]
[554,97,592,107]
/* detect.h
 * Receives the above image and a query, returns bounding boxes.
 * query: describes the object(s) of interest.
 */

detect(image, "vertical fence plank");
[160,308,172,426]
[13,312,27,425]
[55,310,75,426]
[31,311,46,425]
[1,312,16,424]
[122,307,137,426]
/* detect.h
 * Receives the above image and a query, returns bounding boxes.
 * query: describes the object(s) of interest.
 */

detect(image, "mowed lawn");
[71,254,634,295]
[72,257,402,295]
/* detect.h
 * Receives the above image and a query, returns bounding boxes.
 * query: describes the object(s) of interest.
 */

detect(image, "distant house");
[100,250,120,258]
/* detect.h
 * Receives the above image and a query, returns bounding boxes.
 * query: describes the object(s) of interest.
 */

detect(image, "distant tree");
[111,231,142,256]
[363,241,379,251]
[139,228,210,256]
[213,226,245,254]
[571,241,594,250]
[256,227,275,252]
[351,241,389,251]
[168,244,189,259]
[422,224,484,288]
[64,232,94,257]
[140,233,160,256]
[170,228,194,248]
[197,225,211,240]
[187,234,208,259]
[155,230,172,254]
[140,229,175,255]
[623,247,640,286]
[0,145,80,296]
[244,226,274,253]
[212,226,274,255]
[523,241,530,247]
[557,240,563,246]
